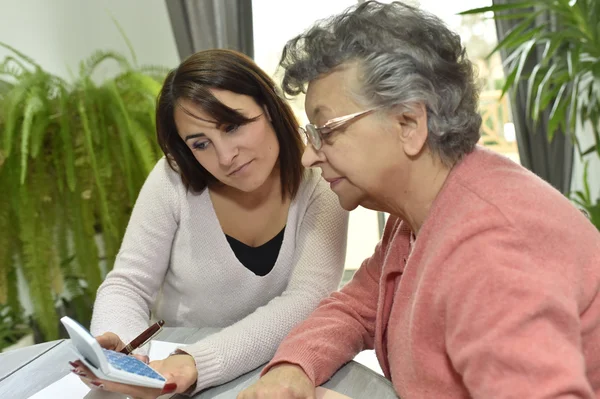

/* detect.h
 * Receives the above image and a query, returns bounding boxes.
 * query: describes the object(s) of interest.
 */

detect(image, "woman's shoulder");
[296,168,335,202]
[291,168,345,218]
[136,157,187,207]
[150,157,185,186]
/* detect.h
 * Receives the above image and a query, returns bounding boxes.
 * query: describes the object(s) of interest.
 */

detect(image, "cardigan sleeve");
[259,216,402,386]
[90,159,181,353]
[179,178,349,394]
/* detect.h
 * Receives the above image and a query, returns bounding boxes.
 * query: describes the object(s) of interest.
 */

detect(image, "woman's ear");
[395,104,428,157]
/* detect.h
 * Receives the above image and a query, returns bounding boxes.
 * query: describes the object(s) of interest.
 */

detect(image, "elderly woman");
[238,1,600,398]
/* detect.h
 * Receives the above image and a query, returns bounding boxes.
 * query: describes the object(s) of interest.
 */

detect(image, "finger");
[71,360,98,380]
[133,354,150,364]
[95,332,124,351]
[85,377,160,398]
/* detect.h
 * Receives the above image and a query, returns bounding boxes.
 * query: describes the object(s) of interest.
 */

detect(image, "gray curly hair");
[280,1,482,166]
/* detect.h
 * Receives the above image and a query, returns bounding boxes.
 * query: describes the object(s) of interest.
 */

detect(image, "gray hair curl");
[280,1,482,166]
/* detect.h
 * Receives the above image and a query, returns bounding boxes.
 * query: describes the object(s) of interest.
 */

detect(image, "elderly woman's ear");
[394,103,428,157]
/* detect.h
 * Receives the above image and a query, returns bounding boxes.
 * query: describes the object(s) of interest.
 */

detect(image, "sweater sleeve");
[179,179,349,394]
[443,224,596,399]
[90,159,181,352]
[259,217,401,386]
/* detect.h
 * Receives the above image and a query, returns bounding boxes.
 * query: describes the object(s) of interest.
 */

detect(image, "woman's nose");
[215,142,238,167]
[301,144,325,168]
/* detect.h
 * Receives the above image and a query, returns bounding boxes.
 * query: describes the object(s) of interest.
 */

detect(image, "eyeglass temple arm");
[321,108,380,133]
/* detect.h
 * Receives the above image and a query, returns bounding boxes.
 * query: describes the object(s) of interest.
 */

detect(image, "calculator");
[60,316,166,389]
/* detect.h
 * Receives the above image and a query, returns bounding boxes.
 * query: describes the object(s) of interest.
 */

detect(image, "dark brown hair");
[156,49,304,198]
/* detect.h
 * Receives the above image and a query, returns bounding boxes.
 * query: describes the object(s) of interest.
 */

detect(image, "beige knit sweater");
[90,158,348,393]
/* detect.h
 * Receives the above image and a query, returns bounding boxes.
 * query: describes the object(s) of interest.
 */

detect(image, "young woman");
[72,49,348,397]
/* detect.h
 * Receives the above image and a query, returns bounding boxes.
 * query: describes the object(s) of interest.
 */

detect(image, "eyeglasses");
[299,106,383,150]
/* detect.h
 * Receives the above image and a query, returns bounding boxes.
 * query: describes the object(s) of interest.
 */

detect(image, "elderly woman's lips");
[328,178,343,188]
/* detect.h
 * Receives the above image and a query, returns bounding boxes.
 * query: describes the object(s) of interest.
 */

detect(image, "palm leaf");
[458,2,538,15]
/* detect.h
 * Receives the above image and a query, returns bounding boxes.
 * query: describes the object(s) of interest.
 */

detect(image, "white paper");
[315,387,352,399]
[146,340,182,362]
[28,341,182,399]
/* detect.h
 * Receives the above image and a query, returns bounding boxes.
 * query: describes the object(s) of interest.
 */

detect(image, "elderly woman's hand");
[237,364,316,399]
[69,353,198,399]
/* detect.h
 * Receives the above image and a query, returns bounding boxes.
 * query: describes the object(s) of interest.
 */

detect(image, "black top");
[226,226,286,276]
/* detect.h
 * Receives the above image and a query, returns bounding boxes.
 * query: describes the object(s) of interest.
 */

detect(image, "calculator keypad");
[102,349,165,381]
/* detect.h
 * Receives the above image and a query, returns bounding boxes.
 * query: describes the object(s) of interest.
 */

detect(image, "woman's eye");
[224,124,240,133]
[192,141,210,150]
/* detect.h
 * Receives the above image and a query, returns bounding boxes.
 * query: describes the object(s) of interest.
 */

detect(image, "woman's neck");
[379,153,452,235]
[210,166,285,210]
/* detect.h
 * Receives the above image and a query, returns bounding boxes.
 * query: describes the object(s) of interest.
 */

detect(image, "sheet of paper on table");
[28,340,181,399]
[315,387,352,398]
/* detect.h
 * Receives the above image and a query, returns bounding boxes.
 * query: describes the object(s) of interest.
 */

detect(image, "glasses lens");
[298,127,309,145]
[305,124,322,150]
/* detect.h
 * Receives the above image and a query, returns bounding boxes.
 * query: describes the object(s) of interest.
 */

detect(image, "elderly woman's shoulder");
[446,147,595,240]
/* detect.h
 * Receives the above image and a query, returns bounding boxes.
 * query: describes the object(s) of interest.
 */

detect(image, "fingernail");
[69,361,78,368]
[90,381,104,389]
[161,383,177,393]
[70,369,87,377]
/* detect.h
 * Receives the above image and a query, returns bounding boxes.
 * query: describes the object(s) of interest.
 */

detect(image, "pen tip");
[158,320,165,326]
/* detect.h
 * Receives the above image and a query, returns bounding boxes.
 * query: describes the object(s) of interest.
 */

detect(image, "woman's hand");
[95,332,149,363]
[237,364,316,399]
[69,353,198,399]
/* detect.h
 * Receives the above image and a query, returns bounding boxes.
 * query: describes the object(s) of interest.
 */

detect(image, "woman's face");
[175,89,280,193]
[302,63,423,211]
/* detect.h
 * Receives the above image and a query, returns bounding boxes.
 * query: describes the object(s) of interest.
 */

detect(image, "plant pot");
[1,333,34,353]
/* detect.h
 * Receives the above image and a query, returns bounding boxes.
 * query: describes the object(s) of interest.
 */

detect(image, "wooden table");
[0,327,398,398]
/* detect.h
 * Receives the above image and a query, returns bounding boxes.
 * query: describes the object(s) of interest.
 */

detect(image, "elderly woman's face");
[302,63,425,211]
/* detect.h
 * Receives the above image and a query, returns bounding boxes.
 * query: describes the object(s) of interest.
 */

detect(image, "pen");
[119,320,165,355]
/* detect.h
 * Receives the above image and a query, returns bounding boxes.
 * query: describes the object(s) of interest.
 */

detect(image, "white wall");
[0,0,180,80]
[571,122,600,202]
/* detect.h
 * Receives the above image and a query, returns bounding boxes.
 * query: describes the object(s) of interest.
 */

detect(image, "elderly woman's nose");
[302,144,324,167]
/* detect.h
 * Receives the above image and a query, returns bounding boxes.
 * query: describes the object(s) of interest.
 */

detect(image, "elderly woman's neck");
[386,154,451,235]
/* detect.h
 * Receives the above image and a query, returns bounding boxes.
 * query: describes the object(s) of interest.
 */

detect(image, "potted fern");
[0,43,168,342]
[460,0,600,229]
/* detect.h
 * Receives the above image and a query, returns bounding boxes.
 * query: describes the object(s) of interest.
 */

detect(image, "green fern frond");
[0,56,29,79]
[79,50,130,79]
[106,82,136,201]
[138,65,170,81]
[19,92,43,184]
[0,169,11,304]
[30,111,53,159]
[58,87,76,192]
[108,14,138,67]
[78,90,117,238]
[17,177,58,340]
[0,42,42,70]
[127,115,157,175]
[3,72,49,157]
[123,71,162,96]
